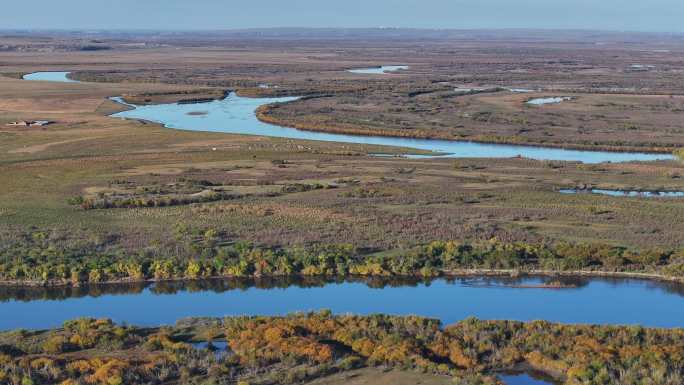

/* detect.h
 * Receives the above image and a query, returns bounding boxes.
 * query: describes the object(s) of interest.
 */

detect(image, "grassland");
[2,33,684,288]
[2,30,684,385]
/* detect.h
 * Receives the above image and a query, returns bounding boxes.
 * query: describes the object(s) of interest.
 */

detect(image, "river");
[2,275,683,331]
[23,71,674,163]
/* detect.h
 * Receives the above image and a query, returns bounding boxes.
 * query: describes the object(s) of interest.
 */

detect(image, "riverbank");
[2,237,684,288]
[4,83,684,288]
[1,268,682,288]
[256,102,679,155]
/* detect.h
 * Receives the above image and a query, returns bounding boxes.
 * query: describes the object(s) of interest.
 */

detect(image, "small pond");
[527,97,573,105]
[347,65,409,74]
[501,372,556,385]
[508,88,536,93]
[22,71,77,83]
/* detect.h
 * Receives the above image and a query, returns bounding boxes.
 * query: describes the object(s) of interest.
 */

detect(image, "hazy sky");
[2,0,684,32]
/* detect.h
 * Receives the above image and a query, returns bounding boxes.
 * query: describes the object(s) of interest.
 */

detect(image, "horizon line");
[1,27,684,36]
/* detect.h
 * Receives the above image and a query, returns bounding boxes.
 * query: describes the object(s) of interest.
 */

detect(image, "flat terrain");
[2,29,684,385]
[0,30,683,268]
[264,90,684,152]
[304,368,453,385]
[6,30,683,152]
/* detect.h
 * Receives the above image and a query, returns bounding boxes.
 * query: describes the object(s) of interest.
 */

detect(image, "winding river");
[110,95,673,163]
[23,71,674,163]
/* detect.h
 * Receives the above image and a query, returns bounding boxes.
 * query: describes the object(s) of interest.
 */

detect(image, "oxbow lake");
[23,72,674,163]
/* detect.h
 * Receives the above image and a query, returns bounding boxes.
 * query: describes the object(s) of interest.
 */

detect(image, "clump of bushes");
[1,313,682,385]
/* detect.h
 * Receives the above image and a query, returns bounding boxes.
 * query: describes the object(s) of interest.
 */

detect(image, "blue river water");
[24,71,674,163]
[110,94,672,163]
[2,276,683,331]
[16,71,682,385]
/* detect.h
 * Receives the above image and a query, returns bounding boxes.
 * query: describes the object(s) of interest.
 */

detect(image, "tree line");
[1,227,683,286]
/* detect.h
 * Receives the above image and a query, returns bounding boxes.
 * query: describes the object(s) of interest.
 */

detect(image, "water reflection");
[500,371,556,385]
[2,275,684,330]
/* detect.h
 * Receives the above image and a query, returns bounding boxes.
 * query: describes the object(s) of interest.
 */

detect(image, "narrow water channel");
[560,188,684,198]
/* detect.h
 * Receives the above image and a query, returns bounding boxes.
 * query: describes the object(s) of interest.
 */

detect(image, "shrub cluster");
[0,313,682,384]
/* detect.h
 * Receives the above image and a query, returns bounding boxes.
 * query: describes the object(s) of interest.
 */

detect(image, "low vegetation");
[4,31,684,385]
[2,225,684,286]
[0,313,682,384]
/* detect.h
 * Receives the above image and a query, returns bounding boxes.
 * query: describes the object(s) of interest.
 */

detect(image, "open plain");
[1,30,684,385]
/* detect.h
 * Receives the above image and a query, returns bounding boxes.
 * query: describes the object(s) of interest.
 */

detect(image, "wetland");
[4,30,684,385]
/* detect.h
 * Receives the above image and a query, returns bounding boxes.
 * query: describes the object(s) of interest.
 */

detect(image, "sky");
[2,0,684,33]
